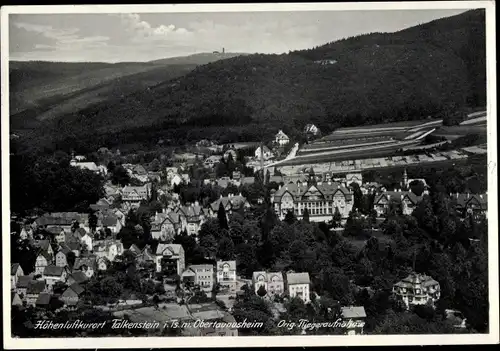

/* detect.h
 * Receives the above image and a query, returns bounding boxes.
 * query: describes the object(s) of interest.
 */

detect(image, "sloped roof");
[341,306,367,319]
[373,191,422,205]
[69,271,88,284]
[128,244,141,254]
[27,280,46,294]
[69,283,85,295]
[241,177,256,185]
[58,243,72,255]
[74,256,97,270]
[151,211,182,231]
[453,193,487,209]
[43,265,65,277]
[35,212,87,226]
[156,243,183,256]
[216,260,236,271]
[210,195,249,212]
[273,182,353,203]
[36,292,52,305]
[11,263,21,275]
[17,275,33,288]
[33,240,51,252]
[286,272,310,285]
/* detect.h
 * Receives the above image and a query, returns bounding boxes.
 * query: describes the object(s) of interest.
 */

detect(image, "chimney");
[279,185,282,189]
[456,193,459,198]
[467,193,470,199]
[337,185,340,189]
[401,194,404,200]
[387,194,391,200]
[195,201,199,206]
[449,193,452,197]
[479,194,483,199]
[220,194,223,199]
[328,180,331,185]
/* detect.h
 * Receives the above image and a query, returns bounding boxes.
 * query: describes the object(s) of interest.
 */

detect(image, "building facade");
[252,271,284,297]
[272,182,354,221]
[286,272,311,303]
[216,260,237,294]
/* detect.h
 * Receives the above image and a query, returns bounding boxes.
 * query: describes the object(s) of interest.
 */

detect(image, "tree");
[257,285,267,297]
[332,207,342,228]
[217,202,229,230]
[67,252,76,269]
[303,208,310,223]
[111,165,130,187]
[284,210,297,224]
[199,234,217,260]
[88,211,98,233]
[217,236,235,260]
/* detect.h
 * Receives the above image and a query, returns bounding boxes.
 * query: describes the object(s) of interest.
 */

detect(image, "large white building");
[271,181,354,221]
[286,272,311,303]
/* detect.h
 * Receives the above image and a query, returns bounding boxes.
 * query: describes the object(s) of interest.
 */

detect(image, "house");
[66,241,81,257]
[12,291,23,306]
[93,240,123,262]
[16,276,33,297]
[70,156,107,175]
[286,272,311,303]
[121,184,150,208]
[271,181,354,222]
[172,153,198,167]
[138,245,156,264]
[46,226,66,243]
[35,251,52,276]
[42,265,68,291]
[452,193,488,219]
[80,230,94,253]
[128,244,142,256]
[216,260,237,294]
[32,239,54,256]
[151,210,183,241]
[11,263,24,290]
[66,271,89,286]
[97,211,122,234]
[155,243,185,275]
[195,311,239,337]
[20,225,34,240]
[73,256,97,278]
[255,145,273,161]
[252,271,284,297]
[393,273,440,310]
[55,244,72,267]
[148,171,162,183]
[341,306,367,335]
[181,264,215,293]
[373,190,422,216]
[90,198,112,212]
[204,155,222,168]
[209,194,251,217]
[345,173,363,187]
[60,283,85,307]
[97,257,111,271]
[275,130,290,146]
[304,124,320,136]
[34,212,89,233]
[26,280,48,306]
[217,177,231,189]
[176,203,209,236]
[240,177,256,186]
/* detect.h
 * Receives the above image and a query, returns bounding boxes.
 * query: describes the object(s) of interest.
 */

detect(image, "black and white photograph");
[2,2,498,348]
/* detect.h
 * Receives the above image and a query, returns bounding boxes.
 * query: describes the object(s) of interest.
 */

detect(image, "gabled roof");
[33,240,51,252]
[74,256,97,270]
[374,191,422,205]
[216,260,236,271]
[35,212,88,227]
[69,283,85,295]
[286,272,310,285]
[36,292,52,305]
[58,243,72,255]
[17,276,32,289]
[276,130,289,139]
[452,193,488,209]
[27,280,46,294]
[43,265,65,277]
[156,243,183,256]
[37,250,52,262]
[210,195,249,212]
[11,263,21,275]
[128,244,141,254]
[68,271,88,284]
[273,182,353,203]
[151,211,182,231]
[341,306,366,319]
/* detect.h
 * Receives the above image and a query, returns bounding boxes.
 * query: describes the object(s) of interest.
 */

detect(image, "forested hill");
[14,9,486,155]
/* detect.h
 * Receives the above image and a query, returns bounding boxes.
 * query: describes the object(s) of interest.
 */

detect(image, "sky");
[9,9,470,62]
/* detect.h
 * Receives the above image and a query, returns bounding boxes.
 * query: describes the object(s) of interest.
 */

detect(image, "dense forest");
[10,9,486,156]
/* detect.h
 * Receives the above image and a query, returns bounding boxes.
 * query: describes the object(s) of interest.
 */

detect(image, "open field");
[274,149,471,175]
[283,139,422,166]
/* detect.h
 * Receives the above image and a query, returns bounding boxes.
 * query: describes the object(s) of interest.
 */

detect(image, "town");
[10,118,488,337]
